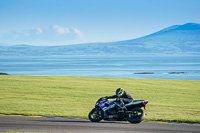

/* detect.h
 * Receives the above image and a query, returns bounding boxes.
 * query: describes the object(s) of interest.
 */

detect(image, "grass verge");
[0,75,199,123]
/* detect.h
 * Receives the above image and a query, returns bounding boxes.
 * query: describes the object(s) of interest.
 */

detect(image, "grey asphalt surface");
[0,115,200,133]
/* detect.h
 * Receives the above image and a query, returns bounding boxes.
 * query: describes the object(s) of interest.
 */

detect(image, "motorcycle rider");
[104,88,134,112]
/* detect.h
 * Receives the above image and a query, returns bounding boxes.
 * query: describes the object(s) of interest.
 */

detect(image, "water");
[0,55,200,80]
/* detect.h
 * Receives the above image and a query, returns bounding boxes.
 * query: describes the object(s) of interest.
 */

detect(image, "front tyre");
[127,108,145,124]
[88,107,104,122]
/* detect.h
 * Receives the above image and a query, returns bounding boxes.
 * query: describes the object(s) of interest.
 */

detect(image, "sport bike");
[88,97,148,123]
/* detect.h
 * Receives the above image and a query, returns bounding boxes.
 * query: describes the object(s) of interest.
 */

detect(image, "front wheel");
[88,107,104,122]
[127,108,145,124]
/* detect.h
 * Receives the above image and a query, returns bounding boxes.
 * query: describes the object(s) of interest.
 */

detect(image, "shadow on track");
[33,119,130,124]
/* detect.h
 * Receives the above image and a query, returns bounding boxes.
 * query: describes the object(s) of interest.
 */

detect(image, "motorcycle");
[88,97,148,123]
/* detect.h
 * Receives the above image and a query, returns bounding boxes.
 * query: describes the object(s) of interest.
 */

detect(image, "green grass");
[0,75,200,123]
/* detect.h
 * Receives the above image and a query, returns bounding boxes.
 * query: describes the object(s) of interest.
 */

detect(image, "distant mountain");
[0,23,200,56]
[128,23,200,54]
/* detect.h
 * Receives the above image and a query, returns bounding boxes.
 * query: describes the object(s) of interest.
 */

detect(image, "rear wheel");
[88,107,104,122]
[127,108,145,123]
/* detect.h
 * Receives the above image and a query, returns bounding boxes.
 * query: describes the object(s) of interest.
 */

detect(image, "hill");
[0,23,200,56]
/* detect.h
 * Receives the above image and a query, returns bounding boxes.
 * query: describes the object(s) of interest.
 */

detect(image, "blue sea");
[0,55,200,80]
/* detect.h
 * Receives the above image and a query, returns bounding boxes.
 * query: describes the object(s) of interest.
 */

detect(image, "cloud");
[0,25,85,45]
[52,25,70,35]
[51,25,84,37]
[72,27,84,37]
[36,28,43,35]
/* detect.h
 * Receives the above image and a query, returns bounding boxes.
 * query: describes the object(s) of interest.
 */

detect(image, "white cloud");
[36,28,43,35]
[52,25,70,35]
[72,27,84,37]
[0,25,85,46]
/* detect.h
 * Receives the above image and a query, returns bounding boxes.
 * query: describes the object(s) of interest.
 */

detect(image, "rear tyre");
[127,108,145,123]
[88,107,104,122]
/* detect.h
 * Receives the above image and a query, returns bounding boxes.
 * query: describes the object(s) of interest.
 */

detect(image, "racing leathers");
[106,91,134,111]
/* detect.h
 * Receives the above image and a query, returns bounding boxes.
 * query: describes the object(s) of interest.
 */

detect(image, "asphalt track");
[0,115,200,133]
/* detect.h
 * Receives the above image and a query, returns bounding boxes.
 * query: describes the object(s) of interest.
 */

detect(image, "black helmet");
[116,88,124,96]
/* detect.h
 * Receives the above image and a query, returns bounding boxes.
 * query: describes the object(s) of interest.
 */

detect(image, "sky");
[0,0,200,46]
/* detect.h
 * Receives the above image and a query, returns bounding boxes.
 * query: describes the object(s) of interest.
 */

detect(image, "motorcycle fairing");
[96,100,115,111]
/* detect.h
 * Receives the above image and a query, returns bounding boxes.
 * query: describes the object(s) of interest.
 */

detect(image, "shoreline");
[1,74,199,81]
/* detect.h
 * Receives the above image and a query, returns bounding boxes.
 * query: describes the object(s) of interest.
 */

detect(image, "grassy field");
[0,75,199,123]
